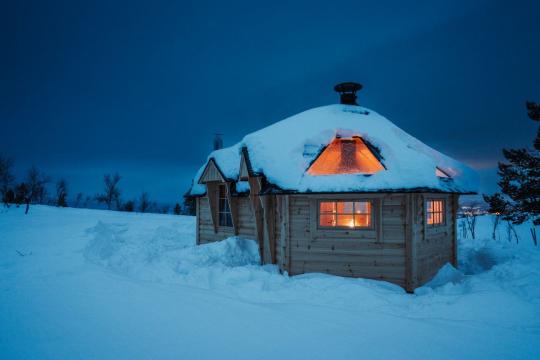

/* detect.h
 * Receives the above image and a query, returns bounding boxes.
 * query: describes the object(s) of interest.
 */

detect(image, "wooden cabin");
[188,83,477,292]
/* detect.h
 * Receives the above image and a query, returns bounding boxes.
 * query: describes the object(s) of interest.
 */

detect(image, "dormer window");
[218,185,233,227]
[307,137,384,175]
[436,167,451,178]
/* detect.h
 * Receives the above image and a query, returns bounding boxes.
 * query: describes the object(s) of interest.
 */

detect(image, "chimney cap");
[334,82,363,93]
[334,82,362,105]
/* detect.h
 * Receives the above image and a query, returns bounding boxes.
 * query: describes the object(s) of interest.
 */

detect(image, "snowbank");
[1,206,539,360]
[84,221,261,288]
[82,211,540,312]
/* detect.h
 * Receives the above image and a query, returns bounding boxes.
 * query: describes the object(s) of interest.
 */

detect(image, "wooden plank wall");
[275,195,290,273]
[197,191,456,291]
[198,196,255,244]
[287,194,407,287]
[415,193,455,286]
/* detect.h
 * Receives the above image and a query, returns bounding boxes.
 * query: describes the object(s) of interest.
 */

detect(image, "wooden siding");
[239,154,250,180]
[287,194,407,287]
[236,197,256,238]
[199,159,225,183]
[415,193,456,286]
[198,195,256,244]
[197,195,234,244]
[275,195,290,273]
[197,189,457,292]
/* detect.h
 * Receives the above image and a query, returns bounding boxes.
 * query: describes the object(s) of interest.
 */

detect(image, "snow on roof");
[190,104,478,196]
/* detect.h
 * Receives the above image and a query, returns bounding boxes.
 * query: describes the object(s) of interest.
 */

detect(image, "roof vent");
[334,82,362,105]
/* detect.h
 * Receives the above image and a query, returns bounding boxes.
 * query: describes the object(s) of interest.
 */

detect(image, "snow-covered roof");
[190,104,478,196]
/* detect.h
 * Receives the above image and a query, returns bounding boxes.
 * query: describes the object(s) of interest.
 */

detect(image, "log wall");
[197,196,254,244]
[196,191,458,292]
[414,193,457,286]
[287,194,407,287]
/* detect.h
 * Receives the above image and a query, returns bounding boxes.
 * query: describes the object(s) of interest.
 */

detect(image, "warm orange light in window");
[427,200,444,225]
[436,167,451,178]
[319,201,372,228]
[308,137,384,175]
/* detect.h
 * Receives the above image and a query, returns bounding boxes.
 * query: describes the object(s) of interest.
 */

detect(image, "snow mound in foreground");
[84,221,260,287]
[83,215,540,308]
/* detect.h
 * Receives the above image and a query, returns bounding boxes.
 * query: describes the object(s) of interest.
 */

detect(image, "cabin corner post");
[452,194,459,268]
[196,197,200,245]
[284,194,291,273]
[248,176,266,263]
[261,195,276,264]
[405,193,419,293]
[205,182,219,234]
[225,182,239,236]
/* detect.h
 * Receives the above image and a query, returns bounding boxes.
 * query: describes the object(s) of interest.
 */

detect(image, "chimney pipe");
[213,133,223,151]
[334,82,363,105]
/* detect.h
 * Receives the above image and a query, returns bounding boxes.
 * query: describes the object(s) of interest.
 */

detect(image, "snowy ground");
[1,205,539,359]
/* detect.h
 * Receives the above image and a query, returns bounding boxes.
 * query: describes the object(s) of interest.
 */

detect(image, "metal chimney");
[213,133,223,151]
[334,82,363,105]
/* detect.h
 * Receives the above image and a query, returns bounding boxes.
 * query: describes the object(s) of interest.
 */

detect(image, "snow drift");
[1,206,539,360]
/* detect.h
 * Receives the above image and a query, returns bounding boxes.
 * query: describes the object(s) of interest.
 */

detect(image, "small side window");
[218,185,233,227]
[426,199,445,226]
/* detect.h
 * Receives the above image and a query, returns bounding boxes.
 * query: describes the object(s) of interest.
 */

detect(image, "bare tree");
[491,213,501,240]
[122,200,135,212]
[462,203,481,239]
[0,155,15,207]
[56,179,68,207]
[173,203,181,215]
[15,183,28,205]
[96,173,121,210]
[506,221,520,244]
[459,218,468,239]
[24,166,50,214]
[74,192,83,207]
[138,192,150,213]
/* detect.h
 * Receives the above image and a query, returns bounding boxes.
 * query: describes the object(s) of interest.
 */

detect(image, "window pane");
[219,212,226,226]
[354,214,371,227]
[427,200,444,226]
[320,214,336,227]
[219,198,227,212]
[337,201,354,214]
[320,201,335,213]
[354,201,370,214]
[336,214,355,227]
[426,201,432,213]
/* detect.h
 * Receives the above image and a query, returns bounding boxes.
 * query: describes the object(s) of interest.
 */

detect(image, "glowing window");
[426,199,445,226]
[218,185,233,227]
[436,167,451,178]
[308,137,384,175]
[319,200,372,228]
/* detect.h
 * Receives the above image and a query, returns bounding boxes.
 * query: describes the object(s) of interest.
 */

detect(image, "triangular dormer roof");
[198,158,226,184]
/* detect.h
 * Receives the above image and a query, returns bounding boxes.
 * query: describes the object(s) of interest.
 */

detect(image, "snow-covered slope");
[191,104,478,195]
[1,206,539,359]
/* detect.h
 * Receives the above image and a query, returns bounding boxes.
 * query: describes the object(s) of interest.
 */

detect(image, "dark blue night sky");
[2,0,540,203]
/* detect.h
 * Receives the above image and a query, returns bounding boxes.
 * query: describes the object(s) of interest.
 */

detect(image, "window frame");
[426,198,446,227]
[317,199,374,230]
[217,184,233,228]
